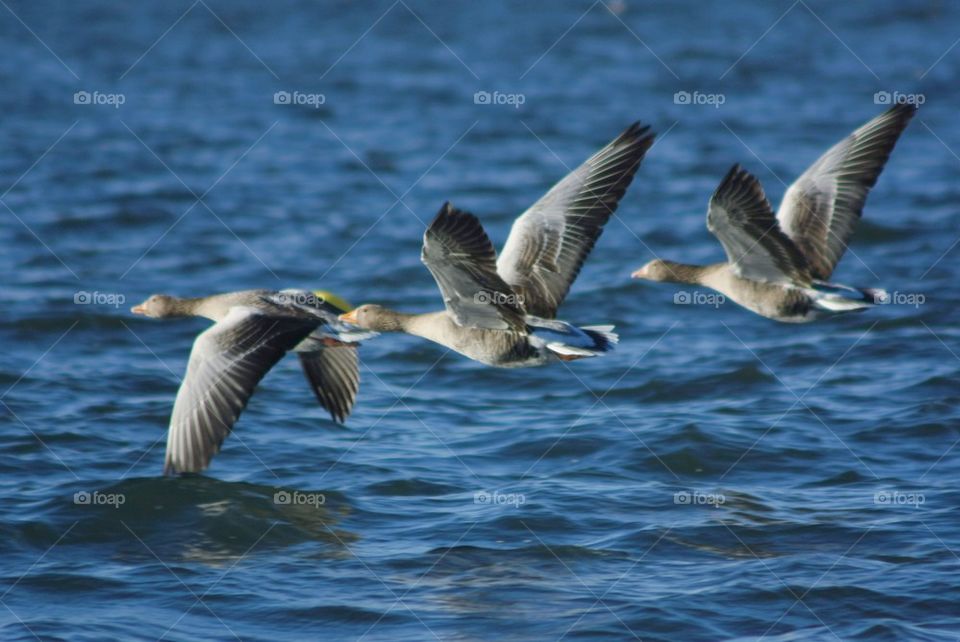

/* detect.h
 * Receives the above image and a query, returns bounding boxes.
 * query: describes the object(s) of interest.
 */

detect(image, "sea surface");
[1,1,959,640]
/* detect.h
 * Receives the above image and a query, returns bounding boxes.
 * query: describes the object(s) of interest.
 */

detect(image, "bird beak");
[630,268,645,279]
[131,304,146,315]
[339,310,358,324]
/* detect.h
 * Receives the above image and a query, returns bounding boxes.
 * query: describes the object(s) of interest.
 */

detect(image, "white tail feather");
[546,343,599,357]
[813,295,872,313]
[581,325,620,344]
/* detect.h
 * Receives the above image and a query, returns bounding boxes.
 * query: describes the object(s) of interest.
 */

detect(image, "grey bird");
[632,103,915,322]
[341,122,656,366]
[131,289,370,474]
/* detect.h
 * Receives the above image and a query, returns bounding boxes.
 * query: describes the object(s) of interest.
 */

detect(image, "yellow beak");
[338,309,359,324]
[313,290,353,313]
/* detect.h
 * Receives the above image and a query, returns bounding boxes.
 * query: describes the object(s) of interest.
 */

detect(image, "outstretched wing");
[707,164,812,285]
[297,340,360,425]
[421,202,526,331]
[496,122,655,318]
[776,103,916,279]
[165,307,315,474]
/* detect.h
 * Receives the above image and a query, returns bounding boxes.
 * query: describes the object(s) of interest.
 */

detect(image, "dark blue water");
[2,1,959,639]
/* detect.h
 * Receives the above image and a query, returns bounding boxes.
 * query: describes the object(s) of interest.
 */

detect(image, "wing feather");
[421,202,526,331]
[496,122,655,317]
[298,344,359,424]
[164,307,315,474]
[708,164,812,284]
[776,103,916,278]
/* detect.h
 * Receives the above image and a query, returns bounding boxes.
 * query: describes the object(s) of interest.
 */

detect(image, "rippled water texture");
[2,1,959,640]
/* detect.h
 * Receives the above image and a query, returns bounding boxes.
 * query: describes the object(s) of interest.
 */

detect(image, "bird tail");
[581,325,619,352]
[546,325,619,359]
[810,280,885,313]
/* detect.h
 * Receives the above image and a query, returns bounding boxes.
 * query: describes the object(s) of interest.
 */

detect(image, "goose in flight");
[632,104,916,322]
[131,289,371,473]
[340,122,655,366]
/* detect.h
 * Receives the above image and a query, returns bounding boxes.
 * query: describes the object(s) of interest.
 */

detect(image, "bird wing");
[496,122,655,318]
[421,202,526,331]
[707,164,812,285]
[776,103,916,279]
[164,306,316,474]
[297,341,359,425]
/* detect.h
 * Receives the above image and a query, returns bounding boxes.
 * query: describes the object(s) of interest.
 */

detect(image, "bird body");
[633,104,915,322]
[385,309,616,367]
[131,289,369,474]
[341,122,655,367]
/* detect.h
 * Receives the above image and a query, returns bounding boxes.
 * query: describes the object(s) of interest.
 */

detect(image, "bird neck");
[173,296,220,320]
[370,308,416,332]
[657,261,721,286]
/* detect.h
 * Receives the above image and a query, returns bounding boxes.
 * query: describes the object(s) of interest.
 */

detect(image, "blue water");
[2,1,959,639]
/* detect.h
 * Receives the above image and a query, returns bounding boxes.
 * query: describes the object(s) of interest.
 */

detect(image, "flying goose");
[340,122,655,366]
[131,289,370,474]
[632,104,916,322]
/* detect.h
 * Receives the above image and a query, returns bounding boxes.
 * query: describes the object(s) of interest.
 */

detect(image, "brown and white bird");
[632,104,915,322]
[341,122,655,366]
[131,289,370,474]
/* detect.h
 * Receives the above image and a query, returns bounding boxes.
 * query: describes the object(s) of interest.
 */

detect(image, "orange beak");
[338,310,358,324]
[630,268,645,279]
[131,305,146,315]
